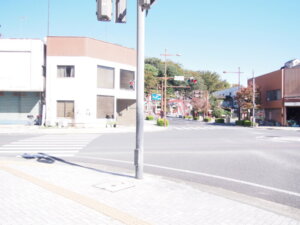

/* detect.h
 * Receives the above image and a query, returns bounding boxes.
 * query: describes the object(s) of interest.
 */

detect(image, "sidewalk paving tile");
[0,158,299,225]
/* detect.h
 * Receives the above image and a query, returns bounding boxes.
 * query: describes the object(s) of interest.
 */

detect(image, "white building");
[0,39,45,124]
[45,36,136,127]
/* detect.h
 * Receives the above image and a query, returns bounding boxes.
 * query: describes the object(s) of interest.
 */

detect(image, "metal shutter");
[97,95,114,118]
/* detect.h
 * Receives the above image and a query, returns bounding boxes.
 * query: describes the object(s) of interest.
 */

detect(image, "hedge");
[215,118,225,123]
[157,118,169,126]
[236,120,257,127]
[204,117,212,122]
[243,120,251,126]
[146,115,154,120]
[235,120,244,126]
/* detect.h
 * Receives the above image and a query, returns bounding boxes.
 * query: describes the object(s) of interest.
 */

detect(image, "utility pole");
[252,70,256,127]
[160,49,181,126]
[223,67,244,120]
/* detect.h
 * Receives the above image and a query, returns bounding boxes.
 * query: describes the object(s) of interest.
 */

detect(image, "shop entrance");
[286,107,300,126]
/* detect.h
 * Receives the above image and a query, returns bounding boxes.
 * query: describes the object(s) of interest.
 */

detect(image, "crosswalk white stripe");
[0,150,78,154]
[19,139,93,141]
[5,144,85,147]
[15,142,89,144]
[0,134,99,157]
[0,147,82,150]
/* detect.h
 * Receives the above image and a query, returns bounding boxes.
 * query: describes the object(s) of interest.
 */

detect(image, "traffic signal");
[115,0,126,23]
[188,77,197,84]
[140,0,156,10]
[96,0,113,21]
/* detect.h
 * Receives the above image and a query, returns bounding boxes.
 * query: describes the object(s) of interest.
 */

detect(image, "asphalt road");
[0,119,300,209]
[77,118,300,209]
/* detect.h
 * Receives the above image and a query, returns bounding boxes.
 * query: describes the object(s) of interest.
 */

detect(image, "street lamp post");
[160,49,181,126]
[223,67,244,120]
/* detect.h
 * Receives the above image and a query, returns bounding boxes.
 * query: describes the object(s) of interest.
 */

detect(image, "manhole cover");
[94,181,135,192]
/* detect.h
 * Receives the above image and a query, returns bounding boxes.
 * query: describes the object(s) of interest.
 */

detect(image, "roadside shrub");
[235,120,244,126]
[204,117,212,122]
[215,118,225,123]
[193,117,199,120]
[184,115,193,120]
[146,115,154,120]
[157,118,169,126]
[235,120,257,127]
[243,120,252,126]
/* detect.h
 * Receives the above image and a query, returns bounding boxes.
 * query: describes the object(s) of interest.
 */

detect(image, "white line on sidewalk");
[80,156,300,198]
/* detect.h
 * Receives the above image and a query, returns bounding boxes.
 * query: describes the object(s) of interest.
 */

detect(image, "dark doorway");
[286,107,300,126]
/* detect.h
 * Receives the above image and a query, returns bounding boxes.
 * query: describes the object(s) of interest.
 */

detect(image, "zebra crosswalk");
[0,134,100,157]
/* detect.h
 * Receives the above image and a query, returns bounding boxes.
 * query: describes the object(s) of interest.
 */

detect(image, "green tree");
[145,58,164,76]
[144,64,159,94]
[198,71,230,93]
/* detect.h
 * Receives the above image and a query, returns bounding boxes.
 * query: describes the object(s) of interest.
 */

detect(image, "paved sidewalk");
[0,157,300,225]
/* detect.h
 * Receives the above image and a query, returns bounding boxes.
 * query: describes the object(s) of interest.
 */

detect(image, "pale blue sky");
[0,0,299,85]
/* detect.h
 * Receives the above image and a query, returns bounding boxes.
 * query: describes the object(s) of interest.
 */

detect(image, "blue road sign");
[151,93,161,101]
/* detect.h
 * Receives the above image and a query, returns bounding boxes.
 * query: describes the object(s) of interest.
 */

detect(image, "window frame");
[57,100,74,118]
[120,69,135,90]
[266,89,281,101]
[97,65,115,89]
[57,65,75,78]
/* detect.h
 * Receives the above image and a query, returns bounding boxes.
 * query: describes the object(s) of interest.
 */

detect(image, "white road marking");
[0,147,82,150]
[0,134,100,157]
[4,144,85,147]
[2,150,78,154]
[80,156,300,198]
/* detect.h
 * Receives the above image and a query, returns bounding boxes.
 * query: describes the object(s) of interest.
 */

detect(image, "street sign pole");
[134,0,145,179]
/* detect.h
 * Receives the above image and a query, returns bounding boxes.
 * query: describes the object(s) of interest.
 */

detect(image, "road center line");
[80,156,300,198]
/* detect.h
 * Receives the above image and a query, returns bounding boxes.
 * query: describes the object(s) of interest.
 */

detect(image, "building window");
[57,101,74,118]
[97,66,114,89]
[266,90,281,101]
[120,69,135,90]
[57,66,75,78]
[97,96,114,118]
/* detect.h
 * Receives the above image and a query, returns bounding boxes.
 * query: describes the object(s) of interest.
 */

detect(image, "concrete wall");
[0,39,44,91]
[45,37,136,127]
[255,69,283,109]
